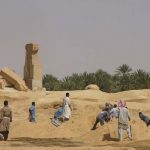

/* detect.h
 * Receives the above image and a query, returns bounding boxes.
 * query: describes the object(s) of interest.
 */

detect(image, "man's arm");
[69,104,72,111]
[10,109,12,122]
[0,109,3,123]
[128,110,131,121]
[68,98,72,111]
[105,111,111,122]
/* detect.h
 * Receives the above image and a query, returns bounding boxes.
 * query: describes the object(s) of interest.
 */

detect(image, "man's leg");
[3,131,9,141]
[32,117,36,122]
[118,128,122,141]
[0,131,8,141]
[0,132,4,141]
[149,120,150,126]
[100,119,104,126]
[126,127,132,140]
[146,120,150,127]
[29,113,32,122]
[91,118,99,130]
[64,117,69,121]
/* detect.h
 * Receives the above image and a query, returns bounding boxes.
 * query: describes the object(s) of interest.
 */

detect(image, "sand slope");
[0,89,150,150]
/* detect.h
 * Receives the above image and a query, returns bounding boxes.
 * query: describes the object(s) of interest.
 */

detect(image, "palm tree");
[61,76,73,90]
[82,72,96,87]
[69,73,85,90]
[111,74,121,92]
[115,64,132,91]
[116,64,132,76]
[94,69,112,92]
[43,74,60,91]
[133,69,150,89]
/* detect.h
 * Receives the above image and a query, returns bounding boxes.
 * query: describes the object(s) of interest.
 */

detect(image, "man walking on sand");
[118,100,132,141]
[0,100,12,141]
[62,93,72,121]
[29,102,36,122]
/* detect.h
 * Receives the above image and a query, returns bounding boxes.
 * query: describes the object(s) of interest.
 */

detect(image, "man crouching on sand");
[0,100,12,141]
[139,112,150,127]
[91,107,110,130]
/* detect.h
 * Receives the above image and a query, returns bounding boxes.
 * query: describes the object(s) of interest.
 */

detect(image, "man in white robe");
[63,93,72,121]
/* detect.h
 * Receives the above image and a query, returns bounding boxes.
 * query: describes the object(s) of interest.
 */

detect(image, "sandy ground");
[0,88,150,150]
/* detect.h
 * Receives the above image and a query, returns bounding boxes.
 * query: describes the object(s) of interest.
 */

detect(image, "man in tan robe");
[0,100,12,141]
[118,100,131,141]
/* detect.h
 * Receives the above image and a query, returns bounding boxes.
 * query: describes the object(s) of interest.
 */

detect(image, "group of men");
[0,94,150,142]
[0,92,72,141]
[29,92,72,124]
[91,103,117,130]
[91,100,150,141]
[91,100,132,141]
[29,98,150,142]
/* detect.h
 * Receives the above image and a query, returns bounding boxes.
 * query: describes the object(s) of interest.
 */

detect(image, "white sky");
[0,0,150,78]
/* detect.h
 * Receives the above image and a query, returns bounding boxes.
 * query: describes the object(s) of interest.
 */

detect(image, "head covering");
[118,99,126,108]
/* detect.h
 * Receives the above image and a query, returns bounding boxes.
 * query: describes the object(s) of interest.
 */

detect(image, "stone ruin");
[0,67,28,91]
[0,43,43,91]
[24,43,43,90]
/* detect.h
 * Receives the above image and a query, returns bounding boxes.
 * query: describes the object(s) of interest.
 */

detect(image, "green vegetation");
[43,64,150,92]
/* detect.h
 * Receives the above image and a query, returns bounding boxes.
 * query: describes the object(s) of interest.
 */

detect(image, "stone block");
[0,68,28,91]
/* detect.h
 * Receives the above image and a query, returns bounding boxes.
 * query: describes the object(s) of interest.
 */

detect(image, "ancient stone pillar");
[24,43,43,90]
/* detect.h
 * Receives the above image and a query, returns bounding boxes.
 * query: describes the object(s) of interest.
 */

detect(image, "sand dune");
[0,89,150,150]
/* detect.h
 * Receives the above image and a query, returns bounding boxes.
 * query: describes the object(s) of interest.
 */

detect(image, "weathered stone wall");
[24,43,43,90]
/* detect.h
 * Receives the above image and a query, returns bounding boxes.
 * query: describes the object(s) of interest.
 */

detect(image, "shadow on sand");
[121,140,150,150]
[106,139,150,150]
[9,137,85,147]
[102,133,119,142]
[102,133,150,149]
[7,137,150,149]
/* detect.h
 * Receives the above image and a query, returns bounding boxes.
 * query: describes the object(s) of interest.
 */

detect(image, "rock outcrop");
[0,68,28,91]
[85,84,99,90]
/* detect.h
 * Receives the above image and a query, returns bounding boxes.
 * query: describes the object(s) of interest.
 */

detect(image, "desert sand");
[0,88,150,150]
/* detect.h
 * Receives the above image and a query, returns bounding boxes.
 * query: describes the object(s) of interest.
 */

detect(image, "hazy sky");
[0,0,150,78]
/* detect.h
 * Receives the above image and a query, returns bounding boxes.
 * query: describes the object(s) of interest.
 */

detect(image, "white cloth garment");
[110,107,119,118]
[63,97,71,119]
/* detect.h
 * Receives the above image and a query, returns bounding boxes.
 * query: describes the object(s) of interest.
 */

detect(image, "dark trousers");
[0,131,9,141]
[146,120,150,126]
[92,118,104,130]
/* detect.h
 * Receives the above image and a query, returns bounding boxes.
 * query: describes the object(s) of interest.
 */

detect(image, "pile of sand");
[85,84,99,90]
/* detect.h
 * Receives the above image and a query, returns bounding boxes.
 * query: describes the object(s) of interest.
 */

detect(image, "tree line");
[43,64,150,92]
